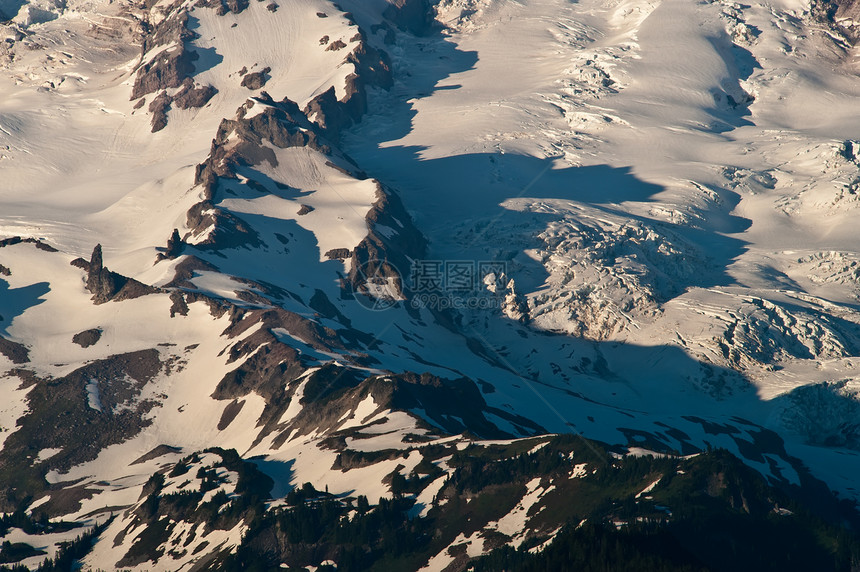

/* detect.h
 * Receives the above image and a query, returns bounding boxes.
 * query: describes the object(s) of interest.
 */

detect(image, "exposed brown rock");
[72,328,102,348]
[37,485,101,518]
[0,237,24,247]
[240,66,270,89]
[130,4,223,131]
[347,183,426,300]
[79,244,159,304]
[0,236,58,251]
[70,257,89,270]
[347,39,393,90]
[815,0,860,42]
[326,39,346,51]
[131,45,198,101]
[156,228,184,262]
[303,34,392,140]
[225,0,248,11]
[194,0,249,15]
[834,0,860,41]
[265,368,542,450]
[325,248,351,260]
[165,255,219,288]
[0,337,29,364]
[212,306,352,408]
[85,244,118,301]
[185,200,262,251]
[303,86,350,138]
[169,291,190,317]
[0,349,163,511]
[213,335,302,402]
[140,6,196,53]
[185,96,332,249]
[33,241,58,252]
[172,80,217,109]
[297,204,314,215]
[148,91,172,132]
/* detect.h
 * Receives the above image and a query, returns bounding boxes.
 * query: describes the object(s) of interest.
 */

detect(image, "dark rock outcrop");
[194,0,249,16]
[0,236,58,251]
[303,86,352,139]
[184,96,330,249]
[139,4,194,53]
[303,32,392,140]
[169,291,190,317]
[0,337,29,364]
[0,349,163,512]
[261,368,542,450]
[145,80,217,132]
[85,244,121,302]
[156,228,185,262]
[184,199,262,251]
[324,248,351,260]
[325,39,346,51]
[383,372,545,438]
[200,95,328,179]
[148,91,172,132]
[240,66,270,89]
[347,39,394,91]
[73,245,158,304]
[834,0,860,41]
[814,0,860,42]
[72,328,102,348]
[132,6,220,130]
[132,43,198,100]
[212,307,349,402]
[172,80,217,109]
[180,21,393,252]
[347,183,427,300]
[165,255,219,288]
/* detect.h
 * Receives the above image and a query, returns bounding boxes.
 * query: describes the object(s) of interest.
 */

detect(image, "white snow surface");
[2,0,860,566]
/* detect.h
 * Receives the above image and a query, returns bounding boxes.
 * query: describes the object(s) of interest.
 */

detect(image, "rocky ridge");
[1,0,860,570]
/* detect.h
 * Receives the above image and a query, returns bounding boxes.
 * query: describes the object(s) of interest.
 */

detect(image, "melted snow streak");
[2,0,860,568]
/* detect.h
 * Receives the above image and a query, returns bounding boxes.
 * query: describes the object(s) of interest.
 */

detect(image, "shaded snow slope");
[2,0,860,568]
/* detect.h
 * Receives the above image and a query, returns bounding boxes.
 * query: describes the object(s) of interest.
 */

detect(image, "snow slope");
[2,0,860,568]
